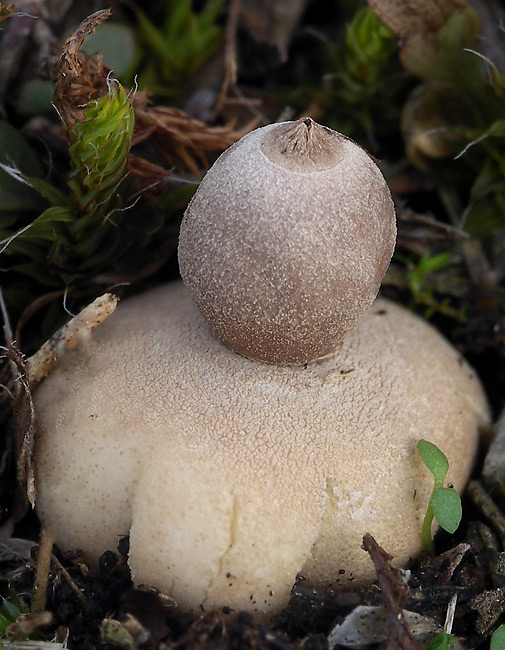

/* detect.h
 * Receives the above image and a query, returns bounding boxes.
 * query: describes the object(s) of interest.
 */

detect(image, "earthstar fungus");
[33,119,490,617]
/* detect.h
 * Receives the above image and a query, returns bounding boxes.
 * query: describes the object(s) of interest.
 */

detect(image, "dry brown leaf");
[470,587,505,635]
[51,9,257,193]
[6,611,54,642]
[131,91,258,180]
[53,8,113,134]
[125,155,176,195]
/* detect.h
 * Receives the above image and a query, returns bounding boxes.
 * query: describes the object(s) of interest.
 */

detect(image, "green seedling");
[389,250,466,323]
[0,592,25,637]
[491,624,505,650]
[0,592,51,648]
[136,0,225,94]
[0,80,135,282]
[417,440,462,553]
[323,6,402,137]
[407,251,454,307]
[424,630,458,650]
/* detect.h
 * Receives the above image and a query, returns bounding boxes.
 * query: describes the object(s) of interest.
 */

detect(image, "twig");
[438,186,495,287]
[467,480,505,541]
[362,533,421,650]
[212,0,241,119]
[0,642,63,649]
[444,593,457,634]
[25,292,118,389]
[0,285,17,400]
[31,529,53,614]
[0,284,13,346]
[51,553,86,604]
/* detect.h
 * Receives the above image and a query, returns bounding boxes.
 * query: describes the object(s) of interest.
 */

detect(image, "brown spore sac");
[178,118,396,364]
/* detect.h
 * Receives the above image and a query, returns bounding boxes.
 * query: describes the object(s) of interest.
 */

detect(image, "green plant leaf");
[67,81,134,218]
[136,0,225,87]
[0,593,25,638]
[406,251,454,304]
[28,177,73,208]
[432,488,462,534]
[0,206,75,260]
[424,631,458,650]
[80,22,139,79]
[464,195,505,236]
[470,157,503,202]
[345,7,397,76]
[1,600,20,622]
[400,8,481,87]
[487,119,505,138]
[0,121,45,213]
[491,624,505,650]
[5,593,24,616]
[0,120,43,176]
[326,6,399,135]
[15,80,55,116]
[166,0,192,41]
[136,9,174,67]
[417,440,449,485]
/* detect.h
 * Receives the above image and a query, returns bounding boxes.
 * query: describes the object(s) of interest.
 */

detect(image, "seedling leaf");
[418,440,462,551]
[432,488,462,533]
[488,119,505,138]
[424,631,458,650]
[491,624,505,650]
[0,593,25,638]
[417,439,449,485]
[1,600,20,621]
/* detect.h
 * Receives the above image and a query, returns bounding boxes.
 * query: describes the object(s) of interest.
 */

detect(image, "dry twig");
[362,533,421,650]
[31,528,53,614]
[25,293,118,389]
[467,479,505,542]
[212,0,242,119]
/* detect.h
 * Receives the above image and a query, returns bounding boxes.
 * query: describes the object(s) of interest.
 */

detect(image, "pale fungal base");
[34,282,490,617]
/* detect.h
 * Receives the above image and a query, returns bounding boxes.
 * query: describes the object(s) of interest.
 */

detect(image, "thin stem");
[31,528,53,613]
[422,498,435,553]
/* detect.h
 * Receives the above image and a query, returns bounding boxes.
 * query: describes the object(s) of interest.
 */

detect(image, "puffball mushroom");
[178,118,396,363]
[33,118,490,618]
